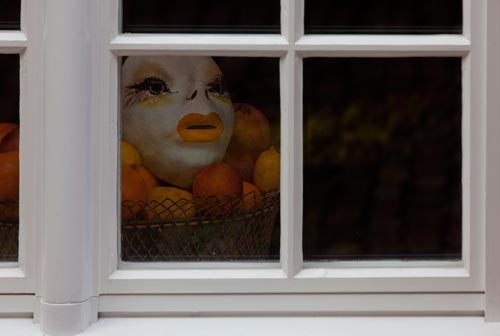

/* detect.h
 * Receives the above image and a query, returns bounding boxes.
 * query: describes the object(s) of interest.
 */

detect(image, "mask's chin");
[177,112,224,143]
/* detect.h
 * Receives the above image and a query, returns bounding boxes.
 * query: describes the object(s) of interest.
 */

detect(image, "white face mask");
[122,56,234,188]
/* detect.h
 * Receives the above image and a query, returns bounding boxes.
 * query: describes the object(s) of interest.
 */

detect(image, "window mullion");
[281,0,304,42]
[280,50,303,277]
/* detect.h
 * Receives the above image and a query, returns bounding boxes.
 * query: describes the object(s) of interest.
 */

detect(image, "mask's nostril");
[186,90,197,101]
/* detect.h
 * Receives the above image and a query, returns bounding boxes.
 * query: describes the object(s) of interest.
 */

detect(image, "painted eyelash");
[128,76,172,94]
[206,76,228,96]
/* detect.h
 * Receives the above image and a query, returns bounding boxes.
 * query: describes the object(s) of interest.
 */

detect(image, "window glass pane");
[120,56,280,262]
[0,0,21,30]
[305,0,462,34]
[303,58,461,260]
[122,0,280,34]
[0,55,20,261]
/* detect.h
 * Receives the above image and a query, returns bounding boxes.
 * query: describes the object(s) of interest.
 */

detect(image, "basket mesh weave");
[0,200,19,261]
[121,189,279,261]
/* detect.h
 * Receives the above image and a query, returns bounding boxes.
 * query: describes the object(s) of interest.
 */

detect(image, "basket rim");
[122,189,280,229]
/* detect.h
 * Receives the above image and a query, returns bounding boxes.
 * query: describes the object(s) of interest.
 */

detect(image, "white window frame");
[100,0,482,295]
[0,0,498,334]
[0,0,41,308]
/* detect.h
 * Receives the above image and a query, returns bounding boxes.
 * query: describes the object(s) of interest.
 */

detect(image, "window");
[1,1,500,335]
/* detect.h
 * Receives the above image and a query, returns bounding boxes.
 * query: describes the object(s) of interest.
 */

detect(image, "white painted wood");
[19,0,44,297]
[280,51,303,277]
[0,31,27,52]
[485,0,500,322]
[281,0,303,42]
[101,3,485,299]
[463,0,472,40]
[103,266,479,294]
[4,317,500,336]
[465,0,487,297]
[119,261,280,270]
[295,35,471,56]
[99,293,484,316]
[98,0,120,295]
[0,0,42,295]
[81,317,500,336]
[0,295,34,313]
[304,260,464,269]
[38,0,99,333]
[38,298,98,335]
[110,34,289,56]
[92,2,490,324]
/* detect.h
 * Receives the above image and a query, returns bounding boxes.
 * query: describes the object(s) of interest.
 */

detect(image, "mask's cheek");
[123,105,184,147]
[210,94,231,105]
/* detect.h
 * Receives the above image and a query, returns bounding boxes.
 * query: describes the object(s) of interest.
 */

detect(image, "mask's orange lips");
[177,112,224,143]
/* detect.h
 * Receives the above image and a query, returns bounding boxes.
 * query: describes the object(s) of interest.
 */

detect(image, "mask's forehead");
[122,56,186,86]
[123,56,223,87]
[188,57,223,82]
[131,61,170,84]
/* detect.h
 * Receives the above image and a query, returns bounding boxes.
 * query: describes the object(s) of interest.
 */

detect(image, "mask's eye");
[206,77,227,97]
[148,79,166,95]
[129,76,172,96]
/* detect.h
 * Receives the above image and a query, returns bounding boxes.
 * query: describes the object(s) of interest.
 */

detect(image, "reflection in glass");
[122,0,280,34]
[0,0,21,30]
[0,55,20,261]
[303,58,462,260]
[120,56,280,262]
[305,0,462,34]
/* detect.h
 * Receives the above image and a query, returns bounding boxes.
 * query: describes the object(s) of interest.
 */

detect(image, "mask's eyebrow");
[131,62,171,86]
[203,62,223,84]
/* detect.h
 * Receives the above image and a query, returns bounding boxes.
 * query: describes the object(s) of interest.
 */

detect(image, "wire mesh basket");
[0,200,19,261]
[121,189,279,262]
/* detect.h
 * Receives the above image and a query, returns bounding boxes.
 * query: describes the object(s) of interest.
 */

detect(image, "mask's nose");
[186,90,197,101]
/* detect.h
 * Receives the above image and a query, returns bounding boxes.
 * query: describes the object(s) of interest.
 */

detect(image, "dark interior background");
[215,57,281,259]
[0,55,19,124]
[305,0,462,34]
[303,58,462,260]
[0,0,20,30]
[122,0,280,34]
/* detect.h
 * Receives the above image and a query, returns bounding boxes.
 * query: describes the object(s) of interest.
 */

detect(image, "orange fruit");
[242,181,262,211]
[137,166,159,192]
[229,103,271,159]
[146,187,195,220]
[121,164,149,220]
[0,123,19,153]
[253,146,280,192]
[192,163,242,214]
[0,123,17,143]
[0,150,19,201]
[223,149,255,182]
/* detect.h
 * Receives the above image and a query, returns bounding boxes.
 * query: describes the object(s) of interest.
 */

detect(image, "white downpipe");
[39,0,97,334]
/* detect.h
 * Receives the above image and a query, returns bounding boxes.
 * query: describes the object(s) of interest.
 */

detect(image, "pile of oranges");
[0,123,20,219]
[121,103,280,221]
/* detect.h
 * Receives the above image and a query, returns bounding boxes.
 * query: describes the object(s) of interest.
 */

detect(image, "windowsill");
[2,316,500,335]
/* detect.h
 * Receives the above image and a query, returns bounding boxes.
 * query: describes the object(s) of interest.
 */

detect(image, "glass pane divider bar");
[109,34,289,56]
[280,0,303,278]
[0,31,27,52]
[109,34,471,57]
[280,50,303,277]
[281,0,304,42]
[295,35,471,56]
